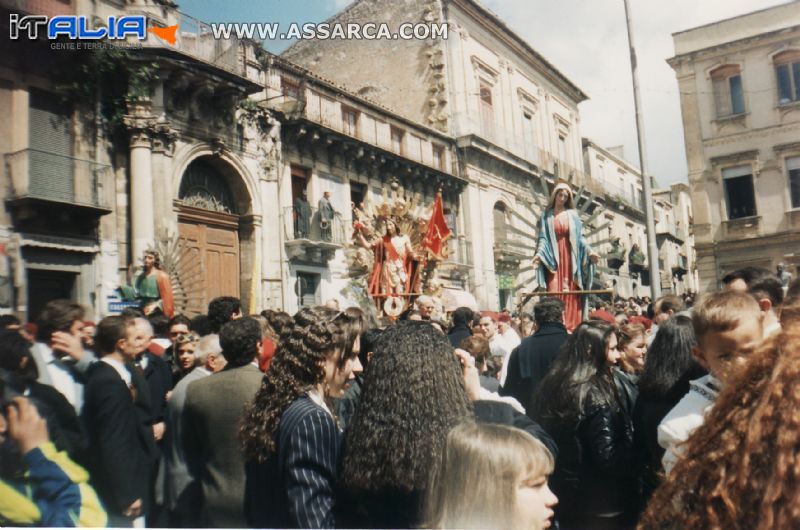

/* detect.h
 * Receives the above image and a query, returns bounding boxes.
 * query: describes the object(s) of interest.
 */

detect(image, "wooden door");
[178,206,240,313]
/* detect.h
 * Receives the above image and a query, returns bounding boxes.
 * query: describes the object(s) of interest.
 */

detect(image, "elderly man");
[161,334,226,527]
[183,318,263,527]
[415,295,436,320]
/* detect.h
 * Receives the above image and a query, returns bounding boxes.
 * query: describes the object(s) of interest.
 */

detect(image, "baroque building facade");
[282,0,595,310]
[669,2,800,291]
[0,0,695,319]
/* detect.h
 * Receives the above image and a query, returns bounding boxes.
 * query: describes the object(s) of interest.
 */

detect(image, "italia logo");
[9,14,178,45]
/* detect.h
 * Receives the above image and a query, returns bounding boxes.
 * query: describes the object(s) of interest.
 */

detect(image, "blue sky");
[179,0,790,187]
[179,0,346,52]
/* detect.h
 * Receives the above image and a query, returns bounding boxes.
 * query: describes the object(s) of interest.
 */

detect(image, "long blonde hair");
[423,422,554,529]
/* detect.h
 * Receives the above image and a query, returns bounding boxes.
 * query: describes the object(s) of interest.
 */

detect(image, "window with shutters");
[522,112,536,160]
[28,88,74,202]
[722,165,757,219]
[432,144,444,170]
[774,51,800,105]
[479,81,495,140]
[493,202,508,243]
[711,65,745,117]
[786,156,800,208]
[390,126,405,154]
[342,106,359,137]
[281,77,301,100]
[296,272,320,308]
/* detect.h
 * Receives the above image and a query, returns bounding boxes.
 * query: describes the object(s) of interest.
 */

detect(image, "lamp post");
[623,0,661,300]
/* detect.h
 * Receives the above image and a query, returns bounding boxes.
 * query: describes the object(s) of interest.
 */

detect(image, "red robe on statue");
[546,212,582,331]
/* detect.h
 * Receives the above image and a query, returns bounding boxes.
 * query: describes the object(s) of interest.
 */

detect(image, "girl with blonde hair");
[424,422,557,530]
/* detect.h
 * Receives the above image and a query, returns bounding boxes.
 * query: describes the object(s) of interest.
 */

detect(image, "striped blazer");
[245,394,340,529]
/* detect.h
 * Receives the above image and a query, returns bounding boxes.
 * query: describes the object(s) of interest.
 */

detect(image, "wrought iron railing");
[283,206,348,245]
[5,148,112,209]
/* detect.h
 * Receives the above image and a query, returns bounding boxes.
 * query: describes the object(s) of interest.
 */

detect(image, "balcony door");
[29,89,74,201]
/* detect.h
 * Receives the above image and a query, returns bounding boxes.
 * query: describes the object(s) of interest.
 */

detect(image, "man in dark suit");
[447,306,474,348]
[82,315,156,527]
[183,317,264,528]
[500,297,568,416]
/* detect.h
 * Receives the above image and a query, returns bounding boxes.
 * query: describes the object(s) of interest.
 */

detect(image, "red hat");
[629,315,653,331]
[497,313,512,323]
[589,309,616,325]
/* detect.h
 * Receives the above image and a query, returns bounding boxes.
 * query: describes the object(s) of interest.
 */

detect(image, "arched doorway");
[176,157,244,314]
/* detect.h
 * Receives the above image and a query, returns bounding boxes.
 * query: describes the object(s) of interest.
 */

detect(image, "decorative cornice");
[709,149,759,167]
[773,141,800,154]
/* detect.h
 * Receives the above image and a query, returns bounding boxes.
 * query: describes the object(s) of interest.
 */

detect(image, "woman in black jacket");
[632,315,704,507]
[531,320,636,530]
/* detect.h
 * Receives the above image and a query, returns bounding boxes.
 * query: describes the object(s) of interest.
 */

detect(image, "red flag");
[422,193,452,259]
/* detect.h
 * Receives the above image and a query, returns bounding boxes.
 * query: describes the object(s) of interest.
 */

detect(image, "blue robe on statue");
[535,208,596,320]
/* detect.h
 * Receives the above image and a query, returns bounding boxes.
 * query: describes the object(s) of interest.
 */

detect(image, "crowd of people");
[0,265,798,529]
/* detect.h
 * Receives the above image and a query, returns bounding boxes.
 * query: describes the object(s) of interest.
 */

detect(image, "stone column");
[124,100,157,264]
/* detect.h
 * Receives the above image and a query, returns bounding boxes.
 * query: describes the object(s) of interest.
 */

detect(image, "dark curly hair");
[207,296,242,334]
[219,317,262,367]
[260,309,293,342]
[340,321,473,496]
[639,323,800,530]
[240,307,349,462]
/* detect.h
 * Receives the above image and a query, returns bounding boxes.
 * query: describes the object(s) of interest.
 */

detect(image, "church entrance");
[176,158,242,314]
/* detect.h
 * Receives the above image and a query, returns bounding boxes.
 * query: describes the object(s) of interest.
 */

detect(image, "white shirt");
[478,387,525,414]
[657,374,721,474]
[101,356,133,387]
[501,327,521,349]
[307,388,334,419]
[489,334,513,387]
[32,342,84,412]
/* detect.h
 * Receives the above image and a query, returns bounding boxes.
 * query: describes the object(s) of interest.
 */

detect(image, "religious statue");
[318,190,335,242]
[120,250,175,317]
[357,219,418,302]
[293,189,312,238]
[532,182,599,331]
[777,262,793,294]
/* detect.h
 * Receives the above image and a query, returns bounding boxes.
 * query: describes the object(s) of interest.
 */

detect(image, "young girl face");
[622,332,647,370]
[516,472,558,529]
[605,333,621,367]
[178,342,197,371]
[323,337,363,398]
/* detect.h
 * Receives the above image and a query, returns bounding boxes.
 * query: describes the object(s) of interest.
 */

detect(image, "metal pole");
[623,0,661,300]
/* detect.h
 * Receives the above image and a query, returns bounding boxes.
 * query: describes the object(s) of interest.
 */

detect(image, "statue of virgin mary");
[533,182,599,331]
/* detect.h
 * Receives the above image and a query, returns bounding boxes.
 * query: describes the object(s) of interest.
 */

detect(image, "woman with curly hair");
[531,320,637,530]
[240,306,364,529]
[337,322,473,528]
[639,322,800,530]
[337,321,555,528]
[257,309,293,372]
[423,422,557,530]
